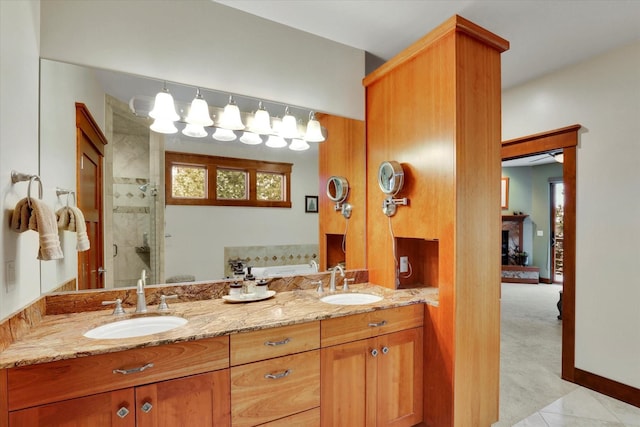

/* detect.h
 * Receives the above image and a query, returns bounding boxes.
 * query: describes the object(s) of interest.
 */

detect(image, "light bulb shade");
[252,108,272,134]
[212,128,237,141]
[289,138,310,151]
[185,96,213,126]
[149,90,179,122]
[218,98,245,130]
[265,135,287,148]
[150,118,178,134]
[182,123,208,138]
[304,118,325,142]
[280,113,300,139]
[240,131,263,145]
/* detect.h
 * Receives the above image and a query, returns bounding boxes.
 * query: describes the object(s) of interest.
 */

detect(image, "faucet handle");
[343,277,355,291]
[102,298,125,315]
[158,294,178,311]
[311,280,324,294]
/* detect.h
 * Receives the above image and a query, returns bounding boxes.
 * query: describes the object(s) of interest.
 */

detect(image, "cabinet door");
[376,328,423,427]
[9,388,135,427]
[320,339,376,427]
[136,370,230,427]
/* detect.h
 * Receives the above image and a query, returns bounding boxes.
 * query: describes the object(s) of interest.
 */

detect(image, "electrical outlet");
[399,256,409,273]
[6,260,16,285]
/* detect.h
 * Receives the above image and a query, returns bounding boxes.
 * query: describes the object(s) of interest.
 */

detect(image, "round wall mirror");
[326,176,349,203]
[377,161,404,196]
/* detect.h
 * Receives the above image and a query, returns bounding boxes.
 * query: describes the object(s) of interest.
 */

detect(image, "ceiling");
[214,0,640,89]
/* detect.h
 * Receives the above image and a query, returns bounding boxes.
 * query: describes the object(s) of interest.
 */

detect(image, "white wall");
[503,42,640,388]
[163,138,318,280]
[39,0,365,121]
[39,60,106,293]
[0,0,40,319]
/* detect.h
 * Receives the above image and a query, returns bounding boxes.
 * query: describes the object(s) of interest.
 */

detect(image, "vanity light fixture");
[304,111,325,142]
[218,96,245,130]
[280,106,300,139]
[150,118,178,134]
[149,82,180,134]
[184,88,213,127]
[265,134,287,148]
[251,101,273,135]
[240,131,263,145]
[212,127,237,142]
[289,138,310,151]
[182,123,208,138]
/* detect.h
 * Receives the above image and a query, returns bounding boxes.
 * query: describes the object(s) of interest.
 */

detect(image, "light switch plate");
[536,230,544,237]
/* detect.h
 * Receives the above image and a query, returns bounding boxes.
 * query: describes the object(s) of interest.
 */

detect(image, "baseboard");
[574,367,640,408]
[539,277,552,284]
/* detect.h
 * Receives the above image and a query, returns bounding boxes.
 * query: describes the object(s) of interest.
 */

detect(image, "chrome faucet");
[329,265,345,292]
[136,270,148,313]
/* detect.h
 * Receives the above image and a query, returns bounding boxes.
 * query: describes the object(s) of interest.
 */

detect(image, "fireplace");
[501,230,509,265]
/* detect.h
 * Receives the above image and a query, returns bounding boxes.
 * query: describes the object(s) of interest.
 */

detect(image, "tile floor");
[514,386,640,426]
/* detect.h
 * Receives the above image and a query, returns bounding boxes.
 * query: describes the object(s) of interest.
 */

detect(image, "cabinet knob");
[116,406,130,418]
[141,401,153,413]
[382,346,389,355]
[371,348,379,357]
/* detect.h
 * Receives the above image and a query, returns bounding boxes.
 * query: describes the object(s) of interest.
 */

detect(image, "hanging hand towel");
[56,206,91,252]
[10,198,31,232]
[11,198,64,260]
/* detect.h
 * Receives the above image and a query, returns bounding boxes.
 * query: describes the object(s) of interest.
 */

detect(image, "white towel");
[11,198,64,261]
[56,206,90,252]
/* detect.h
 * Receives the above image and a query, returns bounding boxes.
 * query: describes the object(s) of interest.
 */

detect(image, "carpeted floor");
[492,282,578,427]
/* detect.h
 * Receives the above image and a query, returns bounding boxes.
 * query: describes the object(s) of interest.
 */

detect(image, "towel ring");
[56,188,76,207]
[27,176,43,207]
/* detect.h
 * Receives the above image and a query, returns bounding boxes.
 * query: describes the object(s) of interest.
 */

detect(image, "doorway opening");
[550,180,564,284]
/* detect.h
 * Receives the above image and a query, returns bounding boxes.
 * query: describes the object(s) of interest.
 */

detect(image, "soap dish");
[222,290,276,303]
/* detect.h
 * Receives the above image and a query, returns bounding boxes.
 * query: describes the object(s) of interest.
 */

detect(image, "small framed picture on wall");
[305,195,318,213]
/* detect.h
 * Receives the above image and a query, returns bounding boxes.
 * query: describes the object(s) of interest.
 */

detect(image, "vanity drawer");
[230,321,319,366]
[7,335,229,411]
[321,304,423,347]
[231,349,320,427]
[259,407,320,426]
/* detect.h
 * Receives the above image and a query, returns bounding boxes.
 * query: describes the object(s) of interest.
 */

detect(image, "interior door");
[76,103,107,290]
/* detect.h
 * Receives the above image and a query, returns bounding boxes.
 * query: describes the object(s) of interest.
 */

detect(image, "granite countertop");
[0,283,438,369]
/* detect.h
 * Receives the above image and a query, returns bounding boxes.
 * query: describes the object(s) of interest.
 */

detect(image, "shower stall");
[109,97,164,287]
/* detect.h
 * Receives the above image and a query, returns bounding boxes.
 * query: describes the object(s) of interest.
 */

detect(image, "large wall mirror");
[39,59,329,294]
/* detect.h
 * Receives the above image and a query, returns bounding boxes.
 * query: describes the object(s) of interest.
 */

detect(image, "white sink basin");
[84,316,188,339]
[320,293,383,305]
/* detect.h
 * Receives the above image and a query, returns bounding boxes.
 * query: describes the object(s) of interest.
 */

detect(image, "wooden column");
[317,114,366,271]
[364,15,508,426]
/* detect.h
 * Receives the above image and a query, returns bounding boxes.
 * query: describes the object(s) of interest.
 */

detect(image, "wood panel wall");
[317,114,366,271]
[363,15,508,427]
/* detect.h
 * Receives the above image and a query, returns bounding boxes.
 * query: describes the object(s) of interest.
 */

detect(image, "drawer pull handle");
[371,349,379,357]
[141,401,153,413]
[113,362,154,375]
[264,369,291,380]
[116,406,130,418]
[264,337,291,346]
[382,346,389,355]
[368,320,387,328]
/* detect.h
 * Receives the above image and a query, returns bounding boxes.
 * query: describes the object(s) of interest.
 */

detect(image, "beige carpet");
[492,282,578,426]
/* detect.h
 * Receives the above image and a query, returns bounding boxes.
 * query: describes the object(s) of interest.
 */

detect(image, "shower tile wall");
[112,131,152,287]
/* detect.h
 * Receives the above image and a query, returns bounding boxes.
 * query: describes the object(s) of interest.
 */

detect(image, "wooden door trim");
[76,103,107,152]
[501,124,579,383]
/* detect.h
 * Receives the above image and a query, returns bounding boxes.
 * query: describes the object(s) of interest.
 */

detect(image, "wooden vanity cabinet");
[230,322,321,426]
[320,305,424,427]
[5,336,230,427]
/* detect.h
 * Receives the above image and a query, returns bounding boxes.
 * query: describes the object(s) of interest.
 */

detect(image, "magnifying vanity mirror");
[377,161,408,216]
[326,176,352,219]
